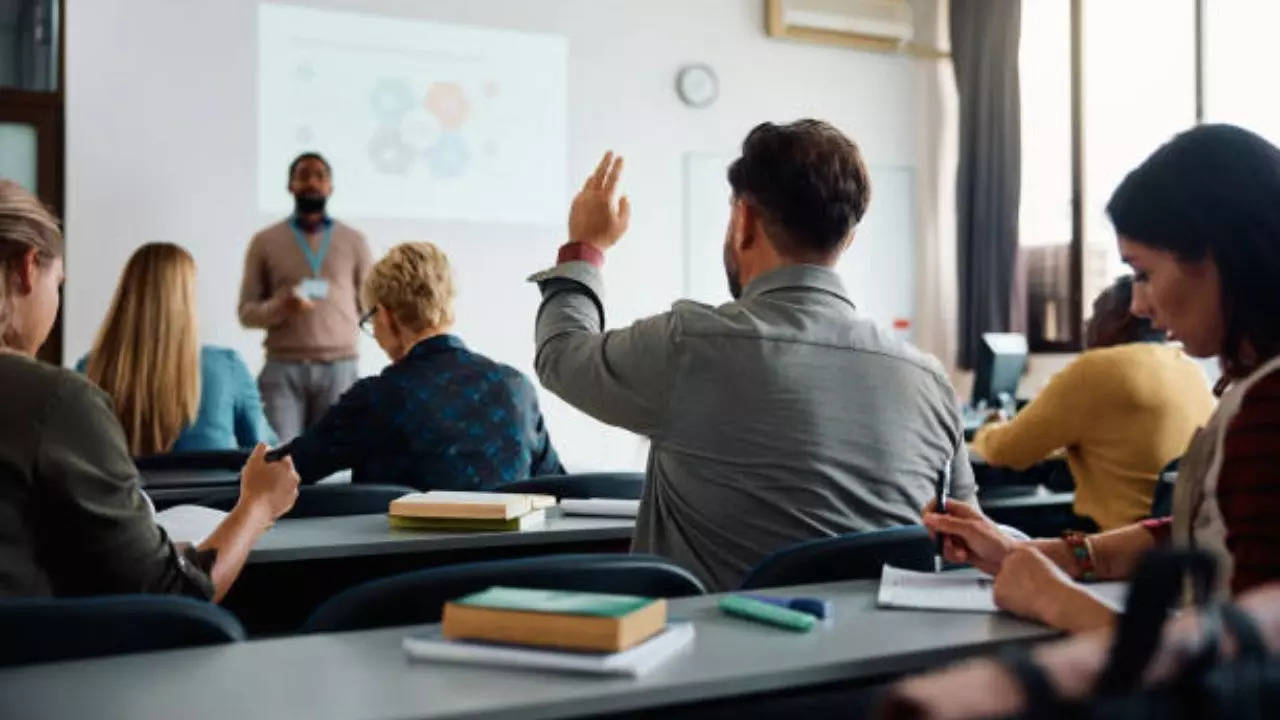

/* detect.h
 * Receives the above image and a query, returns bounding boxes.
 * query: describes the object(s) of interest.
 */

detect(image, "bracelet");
[1062,530,1097,581]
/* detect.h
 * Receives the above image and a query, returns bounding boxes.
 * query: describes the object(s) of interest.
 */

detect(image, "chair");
[497,472,645,500]
[738,525,934,590]
[1151,458,1180,518]
[0,594,245,666]
[194,483,417,518]
[134,449,251,472]
[301,553,705,633]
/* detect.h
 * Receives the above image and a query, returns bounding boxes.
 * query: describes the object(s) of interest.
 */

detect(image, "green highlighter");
[719,594,816,632]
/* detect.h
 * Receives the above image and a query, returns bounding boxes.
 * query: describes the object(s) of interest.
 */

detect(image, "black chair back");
[0,594,245,666]
[738,525,934,590]
[497,472,644,499]
[302,553,705,633]
[195,483,417,518]
[134,449,251,472]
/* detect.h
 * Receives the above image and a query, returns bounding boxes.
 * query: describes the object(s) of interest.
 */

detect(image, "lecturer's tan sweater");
[972,343,1216,531]
[238,218,373,362]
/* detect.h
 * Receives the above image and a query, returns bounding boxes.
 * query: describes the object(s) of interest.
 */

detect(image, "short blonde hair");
[362,242,455,333]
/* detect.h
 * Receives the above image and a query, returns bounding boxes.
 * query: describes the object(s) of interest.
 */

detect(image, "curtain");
[911,0,960,378]
[951,0,1023,369]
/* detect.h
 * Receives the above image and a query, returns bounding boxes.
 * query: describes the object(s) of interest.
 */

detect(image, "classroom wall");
[64,0,929,470]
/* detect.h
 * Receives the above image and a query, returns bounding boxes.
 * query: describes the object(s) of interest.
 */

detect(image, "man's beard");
[723,242,742,300]
[294,193,327,216]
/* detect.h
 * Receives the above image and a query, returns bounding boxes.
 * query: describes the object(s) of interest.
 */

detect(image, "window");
[1017,0,1199,352]
[1203,0,1280,144]
[1019,0,1075,349]
[1081,0,1196,318]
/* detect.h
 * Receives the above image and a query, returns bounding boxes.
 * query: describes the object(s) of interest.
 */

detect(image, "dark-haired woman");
[921,124,1280,633]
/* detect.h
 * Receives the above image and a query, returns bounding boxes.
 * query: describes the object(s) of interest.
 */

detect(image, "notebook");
[388,491,556,520]
[443,586,667,652]
[558,498,641,518]
[404,622,695,677]
[877,565,1129,613]
[388,509,547,532]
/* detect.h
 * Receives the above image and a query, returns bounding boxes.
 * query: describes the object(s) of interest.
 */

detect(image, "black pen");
[934,462,952,572]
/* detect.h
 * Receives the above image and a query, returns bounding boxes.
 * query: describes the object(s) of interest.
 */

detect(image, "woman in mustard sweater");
[971,276,1215,531]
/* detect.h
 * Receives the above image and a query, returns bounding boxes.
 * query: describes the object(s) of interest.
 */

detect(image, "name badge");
[299,278,330,300]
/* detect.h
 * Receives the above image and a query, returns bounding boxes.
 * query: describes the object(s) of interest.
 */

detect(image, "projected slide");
[258,4,567,223]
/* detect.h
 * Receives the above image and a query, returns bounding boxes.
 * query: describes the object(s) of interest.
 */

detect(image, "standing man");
[529,121,976,591]
[239,152,373,441]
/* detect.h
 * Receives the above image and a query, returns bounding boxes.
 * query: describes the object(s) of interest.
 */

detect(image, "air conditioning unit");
[767,0,916,50]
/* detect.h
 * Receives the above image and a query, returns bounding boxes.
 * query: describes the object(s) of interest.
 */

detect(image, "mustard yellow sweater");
[971,344,1216,531]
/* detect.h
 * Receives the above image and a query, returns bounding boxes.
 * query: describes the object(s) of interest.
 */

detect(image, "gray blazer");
[530,261,976,591]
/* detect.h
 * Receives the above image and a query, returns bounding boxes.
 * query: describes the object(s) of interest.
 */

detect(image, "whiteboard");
[682,152,916,333]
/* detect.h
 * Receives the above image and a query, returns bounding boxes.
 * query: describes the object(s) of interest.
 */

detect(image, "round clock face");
[677,64,718,108]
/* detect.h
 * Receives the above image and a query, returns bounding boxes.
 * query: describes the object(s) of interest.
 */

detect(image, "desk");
[226,510,635,634]
[0,579,1058,720]
[250,510,633,563]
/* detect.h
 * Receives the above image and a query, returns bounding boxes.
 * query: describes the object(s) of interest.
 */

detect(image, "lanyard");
[290,216,332,278]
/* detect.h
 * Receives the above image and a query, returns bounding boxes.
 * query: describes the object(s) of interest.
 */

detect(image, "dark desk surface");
[247,509,636,564]
[0,579,1059,720]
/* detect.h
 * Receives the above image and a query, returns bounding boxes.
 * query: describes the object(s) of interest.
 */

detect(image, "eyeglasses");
[359,307,376,337]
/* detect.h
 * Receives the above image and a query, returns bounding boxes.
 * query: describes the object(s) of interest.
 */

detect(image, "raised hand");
[569,151,631,251]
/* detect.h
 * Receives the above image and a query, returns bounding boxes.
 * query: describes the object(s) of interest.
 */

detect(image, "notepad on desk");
[388,490,555,532]
[877,565,1129,614]
[404,622,694,677]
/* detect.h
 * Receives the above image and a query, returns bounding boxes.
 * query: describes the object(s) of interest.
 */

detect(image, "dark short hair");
[727,120,871,257]
[288,152,331,182]
[1106,124,1280,378]
[1091,275,1165,345]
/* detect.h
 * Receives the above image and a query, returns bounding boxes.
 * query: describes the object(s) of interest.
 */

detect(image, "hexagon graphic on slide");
[368,127,415,175]
[370,77,415,122]
[425,133,469,179]
[400,108,443,149]
[424,82,470,130]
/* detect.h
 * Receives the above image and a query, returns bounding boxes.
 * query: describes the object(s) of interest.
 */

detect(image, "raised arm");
[529,152,678,436]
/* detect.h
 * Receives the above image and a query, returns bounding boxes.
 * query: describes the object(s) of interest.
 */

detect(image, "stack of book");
[403,586,695,676]
[388,491,556,531]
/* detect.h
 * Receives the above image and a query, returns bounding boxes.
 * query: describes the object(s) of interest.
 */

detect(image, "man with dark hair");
[529,120,976,590]
[238,152,373,441]
[973,275,1214,532]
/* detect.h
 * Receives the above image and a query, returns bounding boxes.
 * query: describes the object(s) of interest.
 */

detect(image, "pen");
[934,461,952,572]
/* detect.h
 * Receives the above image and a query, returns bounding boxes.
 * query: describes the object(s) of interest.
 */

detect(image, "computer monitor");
[971,332,1028,409]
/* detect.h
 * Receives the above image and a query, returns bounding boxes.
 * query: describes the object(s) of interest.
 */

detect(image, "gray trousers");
[258,358,359,442]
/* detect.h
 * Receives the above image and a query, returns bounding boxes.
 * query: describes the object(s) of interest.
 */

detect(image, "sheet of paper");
[878,565,1131,615]
[877,565,999,612]
[154,504,228,545]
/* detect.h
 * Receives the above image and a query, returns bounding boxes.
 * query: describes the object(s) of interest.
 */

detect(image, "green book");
[389,509,545,532]
[453,586,654,618]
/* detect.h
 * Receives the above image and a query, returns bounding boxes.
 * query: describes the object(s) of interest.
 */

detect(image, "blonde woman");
[283,242,563,489]
[0,180,297,600]
[79,243,276,456]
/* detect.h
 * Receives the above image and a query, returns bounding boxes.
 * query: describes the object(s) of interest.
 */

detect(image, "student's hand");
[922,498,1016,575]
[237,443,300,524]
[569,151,630,251]
[993,545,1076,627]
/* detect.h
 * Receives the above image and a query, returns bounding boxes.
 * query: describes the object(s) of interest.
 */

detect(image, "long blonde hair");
[86,243,200,456]
[0,180,63,349]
